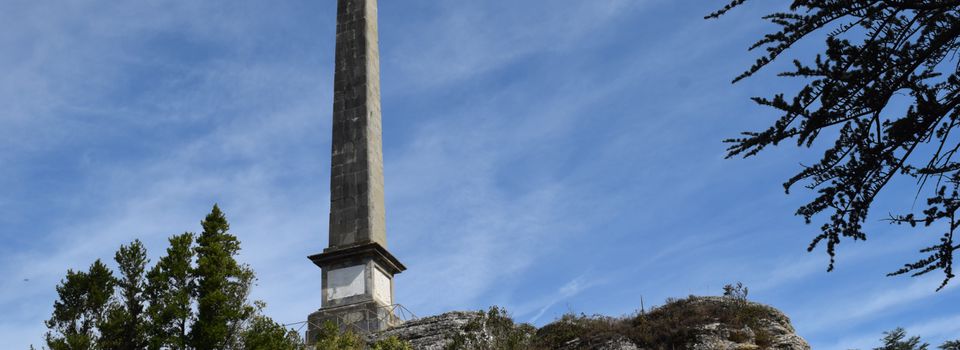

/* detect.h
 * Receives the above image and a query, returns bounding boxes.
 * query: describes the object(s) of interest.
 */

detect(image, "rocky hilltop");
[370,296,809,350]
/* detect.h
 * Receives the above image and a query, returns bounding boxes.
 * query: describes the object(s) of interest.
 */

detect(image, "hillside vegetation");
[369,284,810,350]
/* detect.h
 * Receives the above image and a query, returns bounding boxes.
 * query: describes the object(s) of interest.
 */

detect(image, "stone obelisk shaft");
[329,0,386,250]
[306,0,404,338]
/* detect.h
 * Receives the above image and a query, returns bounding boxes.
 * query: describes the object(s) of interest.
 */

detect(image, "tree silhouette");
[191,204,256,349]
[873,328,929,350]
[45,260,115,350]
[710,0,960,289]
[144,233,195,350]
[99,240,149,349]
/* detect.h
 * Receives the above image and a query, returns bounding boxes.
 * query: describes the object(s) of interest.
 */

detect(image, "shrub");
[628,295,776,349]
[531,284,780,350]
[536,312,632,349]
[372,336,413,350]
[313,321,364,350]
[445,307,535,350]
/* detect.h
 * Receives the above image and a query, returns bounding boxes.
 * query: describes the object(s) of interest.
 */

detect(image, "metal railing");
[286,303,418,341]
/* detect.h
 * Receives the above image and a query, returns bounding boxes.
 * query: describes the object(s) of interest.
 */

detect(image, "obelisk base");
[306,301,402,344]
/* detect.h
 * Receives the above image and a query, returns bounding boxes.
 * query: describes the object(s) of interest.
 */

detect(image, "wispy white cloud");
[384,0,647,91]
[526,275,598,323]
[800,277,957,335]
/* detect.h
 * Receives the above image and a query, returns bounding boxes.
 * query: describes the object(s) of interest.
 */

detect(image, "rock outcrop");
[369,297,809,350]
[557,336,641,350]
[684,297,810,350]
[375,312,486,350]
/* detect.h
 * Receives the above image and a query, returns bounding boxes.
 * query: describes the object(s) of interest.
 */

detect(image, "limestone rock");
[373,311,487,350]
[368,297,809,350]
[558,336,641,350]
[683,297,810,350]
[598,337,641,350]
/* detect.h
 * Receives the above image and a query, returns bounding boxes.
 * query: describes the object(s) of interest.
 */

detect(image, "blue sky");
[2,1,958,348]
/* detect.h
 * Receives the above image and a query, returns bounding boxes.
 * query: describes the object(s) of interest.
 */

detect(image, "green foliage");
[371,336,413,350]
[941,339,960,350]
[484,306,535,350]
[629,296,774,349]
[722,282,749,304]
[529,291,779,349]
[445,307,535,350]
[192,204,257,349]
[533,284,777,350]
[99,239,149,350]
[144,233,195,350]
[313,321,365,350]
[850,329,960,350]
[44,205,300,350]
[533,314,585,347]
[533,312,626,349]
[874,328,929,350]
[307,321,414,350]
[241,302,303,350]
[45,259,116,350]
[709,0,960,289]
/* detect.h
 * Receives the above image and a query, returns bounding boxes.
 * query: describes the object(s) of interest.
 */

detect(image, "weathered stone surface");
[595,337,640,350]
[690,323,760,350]
[328,0,387,249]
[686,298,810,350]
[559,336,641,350]
[373,311,486,350]
[764,321,810,350]
[307,0,403,341]
[307,301,401,343]
[368,298,810,350]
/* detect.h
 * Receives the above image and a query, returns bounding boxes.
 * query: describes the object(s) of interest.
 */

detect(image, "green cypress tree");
[144,233,195,350]
[191,205,256,349]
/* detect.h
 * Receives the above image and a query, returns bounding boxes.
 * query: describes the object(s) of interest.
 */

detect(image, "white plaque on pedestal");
[326,265,365,301]
[373,268,392,304]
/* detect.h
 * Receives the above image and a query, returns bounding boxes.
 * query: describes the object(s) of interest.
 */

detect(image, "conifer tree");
[43,206,296,349]
[942,339,960,350]
[99,240,149,350]
[45,259,116,350]
[937,339,960,350]
[191,204,256,349]
[710,0,960,289]
[144,233,195,350]
[46,270,94,350]
[873,328,929,350]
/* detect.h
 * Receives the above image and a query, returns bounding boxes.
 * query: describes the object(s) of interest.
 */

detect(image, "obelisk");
[306,0,405,341]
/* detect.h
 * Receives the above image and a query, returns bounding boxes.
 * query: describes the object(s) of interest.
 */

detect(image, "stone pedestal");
[306,243,405,343]
[306,301,402,342]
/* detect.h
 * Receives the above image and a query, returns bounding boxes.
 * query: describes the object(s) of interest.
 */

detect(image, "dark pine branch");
[713,0,960,288]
